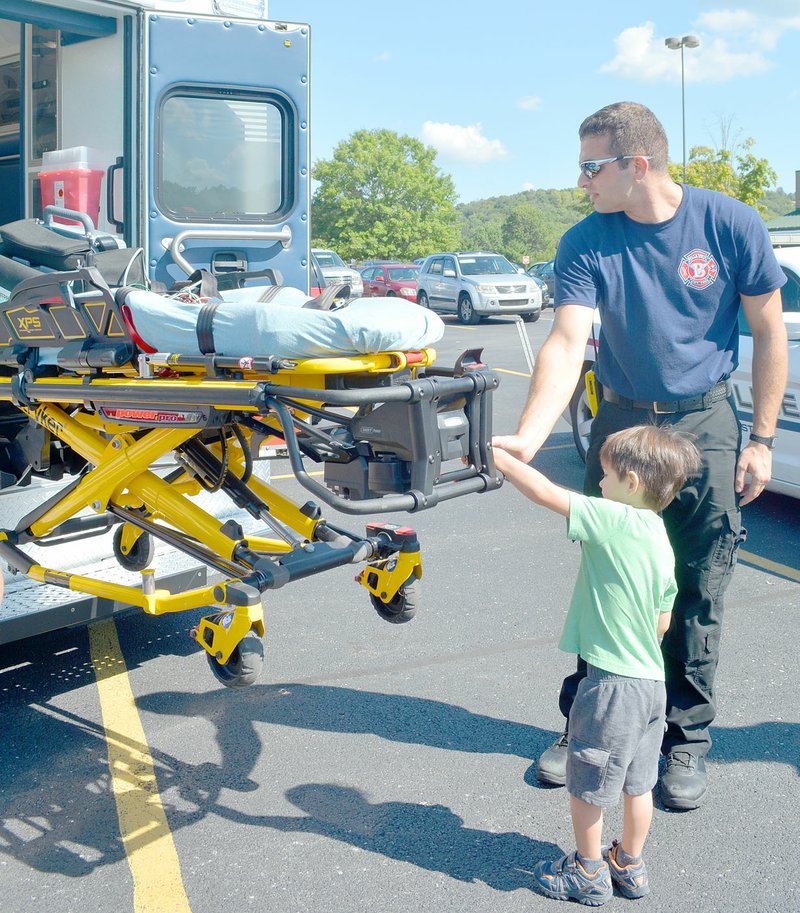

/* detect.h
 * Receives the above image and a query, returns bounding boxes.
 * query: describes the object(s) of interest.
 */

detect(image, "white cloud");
[600,20,778,84]
[696,9,800,52]
[720,0,800,16]
[522,181,536,191]
[373,51,391,63]
[420,121,508,165]
[517,96,541,111]
[601,10,800,86]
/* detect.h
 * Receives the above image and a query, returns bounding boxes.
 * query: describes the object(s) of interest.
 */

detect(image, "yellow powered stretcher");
[0,263,501,686]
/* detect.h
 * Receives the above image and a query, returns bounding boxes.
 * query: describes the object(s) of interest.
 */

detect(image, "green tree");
[458,188,588,260]
[500,205,558,264]
[761,187,796,221]
[311,129,460,260]
[669,137,777,213]
[460,218,503,253]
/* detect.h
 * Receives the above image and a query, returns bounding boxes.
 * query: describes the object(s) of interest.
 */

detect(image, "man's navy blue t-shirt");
[554,185,786,401]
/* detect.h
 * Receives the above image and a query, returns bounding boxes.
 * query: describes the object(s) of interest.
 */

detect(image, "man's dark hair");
[600,424,701,512]
[579,102,669,172]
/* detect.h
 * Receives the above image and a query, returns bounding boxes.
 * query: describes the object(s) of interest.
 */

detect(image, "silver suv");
[312,248,364,298]
[416,251,542,324]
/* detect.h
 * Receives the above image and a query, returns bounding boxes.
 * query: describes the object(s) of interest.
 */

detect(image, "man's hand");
[735,441,773,506]
[492,434,537,464]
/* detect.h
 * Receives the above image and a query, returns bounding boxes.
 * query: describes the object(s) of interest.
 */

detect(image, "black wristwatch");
[749,432,776,449]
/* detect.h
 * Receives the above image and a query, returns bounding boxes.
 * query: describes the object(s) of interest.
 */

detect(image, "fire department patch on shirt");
[679,249,720,289]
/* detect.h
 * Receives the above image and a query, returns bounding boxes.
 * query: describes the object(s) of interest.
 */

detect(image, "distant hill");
[457,185,796,263]
[761,187,796,221]
[457,188,588,263]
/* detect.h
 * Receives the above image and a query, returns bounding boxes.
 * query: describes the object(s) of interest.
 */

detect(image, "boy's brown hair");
[600,424,701,512]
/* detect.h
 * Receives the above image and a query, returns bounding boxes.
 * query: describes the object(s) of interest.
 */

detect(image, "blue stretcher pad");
[124,287,445,358]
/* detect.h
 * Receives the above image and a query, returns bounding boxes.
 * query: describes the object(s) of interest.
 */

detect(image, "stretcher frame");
[0,266,501,686]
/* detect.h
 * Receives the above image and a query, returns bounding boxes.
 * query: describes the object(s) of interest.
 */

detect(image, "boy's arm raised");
[492,446,571,518]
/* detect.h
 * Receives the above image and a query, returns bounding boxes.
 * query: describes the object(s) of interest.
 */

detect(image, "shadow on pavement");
[252,782,558,890]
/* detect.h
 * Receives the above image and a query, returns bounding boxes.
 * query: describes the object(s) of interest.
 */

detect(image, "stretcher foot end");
[357,523,422,624]
[204,632,264,689]
[192,605,266,688]
[369,576,418,624]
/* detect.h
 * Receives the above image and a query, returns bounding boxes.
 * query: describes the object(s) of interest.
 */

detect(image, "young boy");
[493,424,701,906]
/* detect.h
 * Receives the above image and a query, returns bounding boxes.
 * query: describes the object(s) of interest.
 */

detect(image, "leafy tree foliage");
[761,187,796,222]
[311,129,459,261]
[459,188,588,262]
[669,138,777,213]
[501,206,555,264]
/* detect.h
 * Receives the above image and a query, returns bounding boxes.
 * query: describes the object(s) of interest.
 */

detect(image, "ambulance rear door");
[144,12,310,291]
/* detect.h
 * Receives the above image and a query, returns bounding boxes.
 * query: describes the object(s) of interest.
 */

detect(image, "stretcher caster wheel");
[113,526,155,572]
[206,633,264,688]
[370,578,418,624]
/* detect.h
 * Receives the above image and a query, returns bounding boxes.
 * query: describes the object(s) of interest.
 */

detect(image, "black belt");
[196,301,220,355]
[602,379,730,414]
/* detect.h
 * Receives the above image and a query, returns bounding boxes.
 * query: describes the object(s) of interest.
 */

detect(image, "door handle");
[106,156,124,233]
[163,226,292,276]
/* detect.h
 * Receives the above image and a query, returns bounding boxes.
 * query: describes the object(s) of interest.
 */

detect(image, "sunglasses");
[579,155,651,179]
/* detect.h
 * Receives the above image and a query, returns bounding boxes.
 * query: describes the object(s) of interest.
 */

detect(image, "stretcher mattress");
[124,287,445,358]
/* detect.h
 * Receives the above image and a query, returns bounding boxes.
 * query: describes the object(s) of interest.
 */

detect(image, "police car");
[567,245,800,499]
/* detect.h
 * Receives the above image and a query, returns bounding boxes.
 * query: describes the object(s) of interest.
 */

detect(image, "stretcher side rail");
[0,367,502,513]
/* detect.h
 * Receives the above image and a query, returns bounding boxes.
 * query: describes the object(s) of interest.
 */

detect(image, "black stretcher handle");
[266,396,497,515]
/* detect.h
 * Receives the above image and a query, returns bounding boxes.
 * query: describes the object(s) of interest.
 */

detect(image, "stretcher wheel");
[370,578,418,624]
[113,526,155,572]
[206,633,264,688]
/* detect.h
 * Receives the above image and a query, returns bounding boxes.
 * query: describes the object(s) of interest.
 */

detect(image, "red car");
[360,263,418,301]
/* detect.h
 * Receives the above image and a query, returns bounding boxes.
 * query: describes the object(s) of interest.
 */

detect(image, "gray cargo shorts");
[566,664,666,807]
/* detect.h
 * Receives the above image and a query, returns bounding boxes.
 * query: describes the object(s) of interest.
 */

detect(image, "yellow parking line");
[89,620,192,913]
[494,367,531,378]
[738,549,800,583]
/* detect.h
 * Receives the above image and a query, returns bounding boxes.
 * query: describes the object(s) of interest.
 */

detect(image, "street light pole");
[665,35,700,183]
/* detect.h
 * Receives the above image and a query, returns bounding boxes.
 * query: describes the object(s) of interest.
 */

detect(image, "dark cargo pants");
[558,392,745,758]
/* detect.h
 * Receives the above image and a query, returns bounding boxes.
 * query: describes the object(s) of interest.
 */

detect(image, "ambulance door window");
[158,89,289,222]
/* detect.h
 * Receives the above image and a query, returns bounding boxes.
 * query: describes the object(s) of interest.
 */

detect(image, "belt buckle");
[652,400,673,414]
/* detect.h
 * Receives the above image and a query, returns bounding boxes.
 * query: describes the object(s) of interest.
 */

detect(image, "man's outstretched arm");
[493,304,596,463]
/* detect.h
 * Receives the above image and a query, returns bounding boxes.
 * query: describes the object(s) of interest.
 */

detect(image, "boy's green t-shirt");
[560,492,677,680]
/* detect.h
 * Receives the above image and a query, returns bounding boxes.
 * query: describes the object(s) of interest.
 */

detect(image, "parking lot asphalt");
[0,312,798,913]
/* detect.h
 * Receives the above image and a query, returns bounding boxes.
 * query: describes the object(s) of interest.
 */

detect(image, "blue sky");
[269,0,799,205]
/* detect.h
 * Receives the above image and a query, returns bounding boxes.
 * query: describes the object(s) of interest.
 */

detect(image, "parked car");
[527,258,555,303]
[312,248,364,298]
[361,264,418,301]
[566,246,800,499]
[530,274,550,308]
[361,259,401,268]
[310,252,326,297]
[416,251,542,324]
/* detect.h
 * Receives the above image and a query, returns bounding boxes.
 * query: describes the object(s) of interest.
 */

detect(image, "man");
[494,102,787,810]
